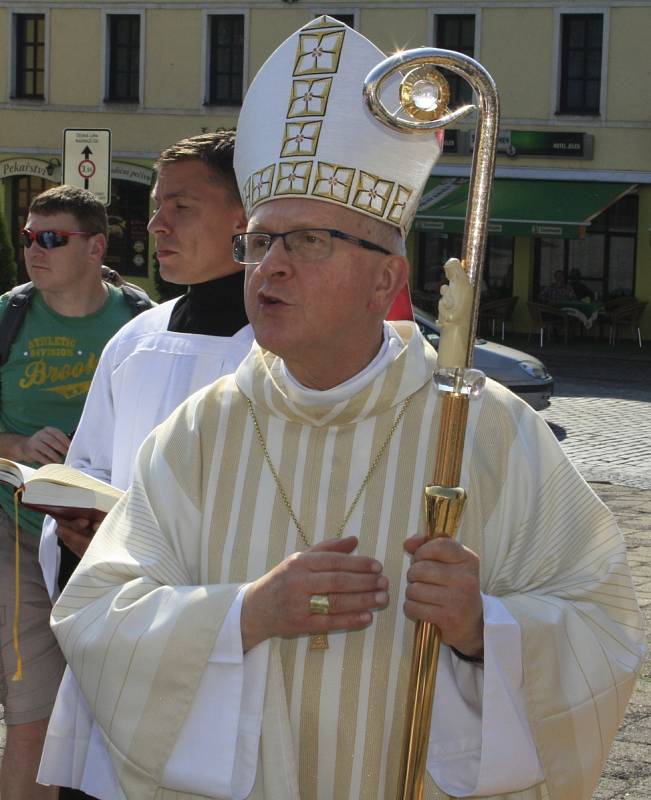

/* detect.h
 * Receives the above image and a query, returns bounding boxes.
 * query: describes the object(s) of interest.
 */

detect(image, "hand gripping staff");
[364,50,500,800]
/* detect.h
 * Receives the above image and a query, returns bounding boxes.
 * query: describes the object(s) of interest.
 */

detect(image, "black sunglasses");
[21,229,94,250]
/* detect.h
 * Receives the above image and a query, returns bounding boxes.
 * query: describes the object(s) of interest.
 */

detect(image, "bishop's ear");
[372,254,409,315]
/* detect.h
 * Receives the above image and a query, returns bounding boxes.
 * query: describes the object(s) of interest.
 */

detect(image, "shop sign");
[0,157,57,180]
[112,161,153,185]
[442,129,459,154]
[468,130,594,159]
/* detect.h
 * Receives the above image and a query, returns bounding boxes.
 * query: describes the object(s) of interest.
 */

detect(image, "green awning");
[414,178,636,238]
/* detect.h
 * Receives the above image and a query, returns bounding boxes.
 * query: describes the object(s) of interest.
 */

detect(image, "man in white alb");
[38,131,252,798]
[41,17,645,800]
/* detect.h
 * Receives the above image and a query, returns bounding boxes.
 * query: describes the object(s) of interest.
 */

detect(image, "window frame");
[103,10,144,106]
[11,9,48,101]
[312,10,359,29]
[533,192,638,301]
[203,8,249,109]
[430,9,480,110]
[553,7,609,119]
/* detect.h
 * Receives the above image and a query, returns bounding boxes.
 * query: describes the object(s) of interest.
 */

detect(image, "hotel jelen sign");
[444,130,594,159]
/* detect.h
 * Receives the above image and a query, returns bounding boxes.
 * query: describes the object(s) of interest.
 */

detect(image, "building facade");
[0,1,649,337]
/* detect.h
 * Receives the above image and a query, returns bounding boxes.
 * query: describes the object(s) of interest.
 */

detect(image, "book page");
[21,464,124,517]
[24,464,123,499]
[0,458,36,490]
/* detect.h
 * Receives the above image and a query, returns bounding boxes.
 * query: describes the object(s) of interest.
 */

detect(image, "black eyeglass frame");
[20,228,95,250]
[232,228,392,265]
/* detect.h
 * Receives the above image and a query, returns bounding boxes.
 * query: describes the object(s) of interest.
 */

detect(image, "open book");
[0,459,124,521]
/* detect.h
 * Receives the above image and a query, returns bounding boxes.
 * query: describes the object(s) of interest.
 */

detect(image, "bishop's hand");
[241,536,389,652]
[403,535,484,660]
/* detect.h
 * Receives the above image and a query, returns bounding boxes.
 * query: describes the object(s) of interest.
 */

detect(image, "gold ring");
[309,594,330,615]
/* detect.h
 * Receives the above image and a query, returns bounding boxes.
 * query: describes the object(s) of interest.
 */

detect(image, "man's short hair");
[29,185,108,239]
[155,130,240,205]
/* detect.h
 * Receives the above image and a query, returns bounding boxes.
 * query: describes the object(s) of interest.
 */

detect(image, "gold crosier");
[247,394,412,650]
[364,50,499,799]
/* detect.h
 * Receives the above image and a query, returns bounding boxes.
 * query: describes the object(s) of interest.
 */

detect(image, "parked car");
[414,306,554,410]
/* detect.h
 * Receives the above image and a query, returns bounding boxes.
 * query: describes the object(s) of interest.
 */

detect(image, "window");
[208,15,244,106]
[10,175,56,282]
[107,14,140,102]
[104,180,150,277]
[14,14,45,99]
[435,14,475,106]
[315,13,355,29]
[414,231,513,314]
[559,14,603,115]
[535,194,638,300]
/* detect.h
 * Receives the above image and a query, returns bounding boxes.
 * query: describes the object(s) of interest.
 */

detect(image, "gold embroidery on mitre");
[287,77,333,118]
[250,165,275,205]
[242,176,253,214]
[352,172,395,217]
[293,30,345,76]
[281,121,323,158]
[275,161,313,195]
[387,185,413,225]
[313,162,355,204]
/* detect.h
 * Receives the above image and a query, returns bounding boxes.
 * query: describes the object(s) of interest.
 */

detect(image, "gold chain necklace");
[246,394,413,650]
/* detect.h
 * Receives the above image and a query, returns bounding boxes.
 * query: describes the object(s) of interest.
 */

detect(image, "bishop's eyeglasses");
[232,228,391,265]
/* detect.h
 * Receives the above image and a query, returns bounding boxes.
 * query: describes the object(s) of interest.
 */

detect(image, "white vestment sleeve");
[427,594,544,797]
[163,585,270,799]
[39,515,60,600]
[37,668,126,800]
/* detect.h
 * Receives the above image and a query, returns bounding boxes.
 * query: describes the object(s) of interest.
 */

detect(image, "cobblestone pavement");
[537,345,651,490]
[533,342,651,799]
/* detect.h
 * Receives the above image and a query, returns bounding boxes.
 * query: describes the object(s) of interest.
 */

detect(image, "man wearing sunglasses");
[0,184,153,800]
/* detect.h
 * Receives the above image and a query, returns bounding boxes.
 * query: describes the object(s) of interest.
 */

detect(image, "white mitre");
[234,15,442,237]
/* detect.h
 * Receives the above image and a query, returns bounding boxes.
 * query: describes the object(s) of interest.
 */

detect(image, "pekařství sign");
[0,158,58,180]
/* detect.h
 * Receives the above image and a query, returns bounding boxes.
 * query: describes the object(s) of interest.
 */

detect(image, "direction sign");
[62,129,112,205]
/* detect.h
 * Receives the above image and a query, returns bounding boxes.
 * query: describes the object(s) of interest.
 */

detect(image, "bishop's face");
[244,198,404,390]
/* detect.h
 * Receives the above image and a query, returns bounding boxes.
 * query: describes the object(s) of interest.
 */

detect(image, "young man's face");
[148,160,247,285]
[24,211,104,295]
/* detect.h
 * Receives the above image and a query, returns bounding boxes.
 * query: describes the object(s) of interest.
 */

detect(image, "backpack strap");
[100,265,155,318]
[119,282,155,317]
[0,282,36,367]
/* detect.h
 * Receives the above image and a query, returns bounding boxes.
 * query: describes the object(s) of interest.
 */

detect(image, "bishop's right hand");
[241,536,389,652]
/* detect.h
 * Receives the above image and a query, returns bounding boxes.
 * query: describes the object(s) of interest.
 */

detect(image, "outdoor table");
[556,300,604,330]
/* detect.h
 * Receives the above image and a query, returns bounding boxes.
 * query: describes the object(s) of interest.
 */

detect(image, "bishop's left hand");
[403,535,484,659]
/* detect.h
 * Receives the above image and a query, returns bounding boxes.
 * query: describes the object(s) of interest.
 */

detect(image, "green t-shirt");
[0,285,134,534]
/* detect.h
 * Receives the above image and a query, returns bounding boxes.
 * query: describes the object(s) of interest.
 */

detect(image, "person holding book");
[38,131,252,796]
[42,19,645,800]
[40,131,251,592]
[0,185,154,800]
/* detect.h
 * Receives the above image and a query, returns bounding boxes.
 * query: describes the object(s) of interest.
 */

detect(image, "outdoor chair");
[599,300,647,347]
[478,296,518,341]
[526,302,579,347]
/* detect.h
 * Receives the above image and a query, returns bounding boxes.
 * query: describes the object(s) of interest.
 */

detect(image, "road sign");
[62,129,112,205]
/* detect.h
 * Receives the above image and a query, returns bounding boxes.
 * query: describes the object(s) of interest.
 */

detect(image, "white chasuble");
[50,322,645,800]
